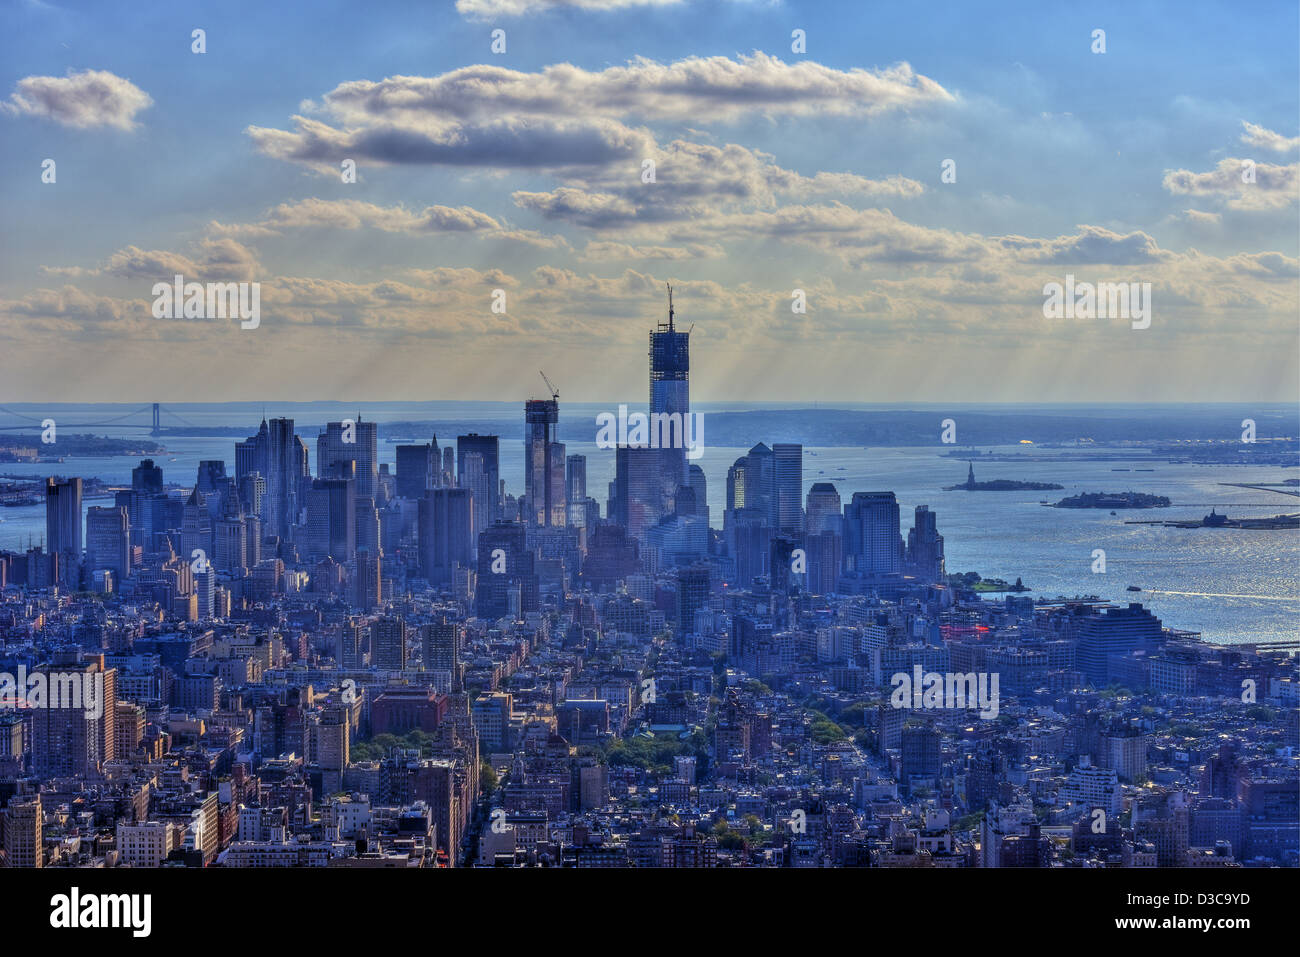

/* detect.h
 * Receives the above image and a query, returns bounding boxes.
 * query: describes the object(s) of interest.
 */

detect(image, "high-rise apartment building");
[30,659,116,777]
[372,615,408,671]
[4,795,42,868]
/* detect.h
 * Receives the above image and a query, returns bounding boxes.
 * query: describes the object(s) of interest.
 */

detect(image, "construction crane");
[539,370,559,403]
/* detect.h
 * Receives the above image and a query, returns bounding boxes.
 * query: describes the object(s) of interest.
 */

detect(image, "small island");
[948,571,1029,593]
[944,463,1064,492]
[1051,491,1171,509]
[0,433,164,459]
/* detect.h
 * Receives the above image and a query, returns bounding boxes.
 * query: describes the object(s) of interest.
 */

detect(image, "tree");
[810,720,846,744]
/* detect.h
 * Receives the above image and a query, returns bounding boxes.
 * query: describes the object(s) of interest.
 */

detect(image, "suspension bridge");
[0,403,201,436]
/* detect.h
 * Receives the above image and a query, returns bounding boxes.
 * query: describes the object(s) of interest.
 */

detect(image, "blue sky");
[1,0,1297,403]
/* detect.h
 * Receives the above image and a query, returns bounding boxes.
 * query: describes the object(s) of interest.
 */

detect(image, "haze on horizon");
[1,0,1297,405]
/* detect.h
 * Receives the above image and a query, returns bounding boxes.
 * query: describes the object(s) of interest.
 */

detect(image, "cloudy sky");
[1,0,1297,403]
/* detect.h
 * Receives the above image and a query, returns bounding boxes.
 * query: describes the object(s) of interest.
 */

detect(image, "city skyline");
[2,1,1298,403]
[0,0,1295,894]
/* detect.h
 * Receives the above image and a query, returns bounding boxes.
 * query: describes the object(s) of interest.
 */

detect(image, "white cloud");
[3,69,152,129]
[248,55,952,172]
[1240,121,1300,154]
[579,240,725,260]
[1163,158,1299,210]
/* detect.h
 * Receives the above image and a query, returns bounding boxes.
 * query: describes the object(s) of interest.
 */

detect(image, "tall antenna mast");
[667,281,674,330]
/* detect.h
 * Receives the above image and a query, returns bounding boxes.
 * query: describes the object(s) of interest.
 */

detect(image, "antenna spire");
[667,281,674,330]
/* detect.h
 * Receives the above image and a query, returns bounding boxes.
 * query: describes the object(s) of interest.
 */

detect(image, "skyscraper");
[900,723,942,793]
[182,486,211,568]
[457,434,499,537]
[476,520,537,620]
[805,530,842,595]
[196,460,228,496]
[441,445,455,488]
[373,615,408,671]
[45,476,82,555]
[724,444,775,578]
[524,399,566,527]
[396,443,436,500]
[726,444,775,523]
[354,547,382,611]
[31,660,116,777]
[245,417,308,538]
[238,472,266,523]
[278,419,310,538]
[305,477,357,562]
[614,445,676,543]
[355,496,380,558]
[687,463,708,528]
[318,418,378,502]
[1078,604,1164,685]
[805,482,842,536]
[235,418,267,485]
[131,458,163,493]
[675,562,710,635]
[195,566,216,619]
[86,505,131,581]
[214,503,249,575]
[772,443,803,534]
[905,505,945,583]
[3,795,42,868]
[566,454,587,504]
[649,283,690,489]
[844,491,902,576]
[419,488,474,585]
[421,619,460,683]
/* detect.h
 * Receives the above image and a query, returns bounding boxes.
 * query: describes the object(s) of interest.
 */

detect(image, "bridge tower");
[151,403,161,436]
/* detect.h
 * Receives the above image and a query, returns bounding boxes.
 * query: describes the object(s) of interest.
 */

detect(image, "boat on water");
[1127,585,1141,592]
